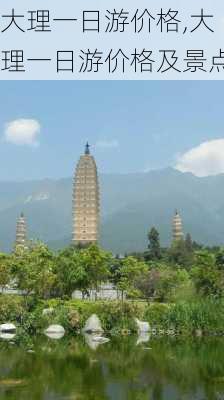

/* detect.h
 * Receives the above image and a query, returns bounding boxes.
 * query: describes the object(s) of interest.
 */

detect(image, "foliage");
[0,253,11,290]
[116,257,148,298]
[11,242,56,300]
[168,239,194,268]
[55,244,112,298]
[146,227,162,260]
[191,251,224,299]
[153,264,191,302]
[80,244,112,292]
[55,246,90,298]
[0,295,224,336]
[0,295,24,324]
[0,239,223,337]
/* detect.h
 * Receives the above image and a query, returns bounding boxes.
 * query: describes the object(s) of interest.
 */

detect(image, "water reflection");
[0,335,224,399]
[84,333,110,350]
[44,331,65,340]
[0,333,16,341]
[136,332,150,345]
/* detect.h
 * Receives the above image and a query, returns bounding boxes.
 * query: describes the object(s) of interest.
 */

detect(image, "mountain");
[1,168,224,253]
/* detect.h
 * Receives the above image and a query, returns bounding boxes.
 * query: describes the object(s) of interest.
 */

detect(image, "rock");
[0,323,16,332]
[135,318,150,333]
[83,314,103,333]
[195,329,203,337]
[42,307,54,316]
[45,325,65,339]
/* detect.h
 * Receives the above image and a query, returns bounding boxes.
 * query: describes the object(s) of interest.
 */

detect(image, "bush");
[0,295,224,337]
[0,295,24,324]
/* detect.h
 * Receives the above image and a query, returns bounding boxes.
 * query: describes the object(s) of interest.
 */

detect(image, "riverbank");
[0,295,224,338]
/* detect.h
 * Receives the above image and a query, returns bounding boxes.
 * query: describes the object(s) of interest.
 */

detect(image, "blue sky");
[0,81,224,181]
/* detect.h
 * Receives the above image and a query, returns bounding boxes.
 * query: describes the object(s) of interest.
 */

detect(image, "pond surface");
[0,334,224,400]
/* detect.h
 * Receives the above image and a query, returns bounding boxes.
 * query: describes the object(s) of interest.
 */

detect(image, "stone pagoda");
[172,210,184,242]
[15,212,27,249]
[72,143,100,245]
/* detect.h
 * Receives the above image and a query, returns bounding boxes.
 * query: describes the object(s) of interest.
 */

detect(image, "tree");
[191,250,224,298]
[49,244,112,299]
[80,244,112,296]
[55,246,90,298]
[117,256,148,299]
[215,249,224,270]
[110,256,123,286]
[11,242,56,300]
[0,253,11,292]
[155,265,190,302]
[185,233,193,252]
[168,239,194,269]
[147,227,162,260]
[135,268,160,302]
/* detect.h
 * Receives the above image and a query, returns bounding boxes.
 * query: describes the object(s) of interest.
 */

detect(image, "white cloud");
[175,138,224,177]
[4,119,41,146]
[95,139,119,149]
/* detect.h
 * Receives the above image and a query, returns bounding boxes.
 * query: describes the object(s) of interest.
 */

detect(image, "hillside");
[1,168,224,253]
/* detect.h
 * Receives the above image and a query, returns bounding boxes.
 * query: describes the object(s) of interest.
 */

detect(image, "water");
[0,335,224,400]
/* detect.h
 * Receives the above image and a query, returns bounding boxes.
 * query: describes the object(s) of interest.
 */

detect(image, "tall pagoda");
[172,210,184,242]
[72,143,100,245]
[15,212,27,249]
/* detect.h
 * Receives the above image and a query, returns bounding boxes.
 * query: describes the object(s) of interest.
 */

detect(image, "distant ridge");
[0,168,224,253]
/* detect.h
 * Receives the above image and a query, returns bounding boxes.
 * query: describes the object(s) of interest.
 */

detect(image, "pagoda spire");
[85,142,90,155]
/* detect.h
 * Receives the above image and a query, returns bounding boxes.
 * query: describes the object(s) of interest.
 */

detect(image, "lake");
[0,334,224,400]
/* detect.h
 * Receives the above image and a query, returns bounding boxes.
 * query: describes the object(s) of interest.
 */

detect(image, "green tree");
[155,265,191,302]
[135,268,160,302]
[0,253,11,291]
[191,250,224,298]
[215,248,224,270]
[55,246,89,298]
[11,242,56,300]
[55,244,112,299]
[80,244,112,296]
[147,227,162,260]
[117,256,148,299]
[185,233,193,252]
[168,239,194,269]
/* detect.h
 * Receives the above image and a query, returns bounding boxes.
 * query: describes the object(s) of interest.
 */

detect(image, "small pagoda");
[172,210,184,242]
[15,212,27,249]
